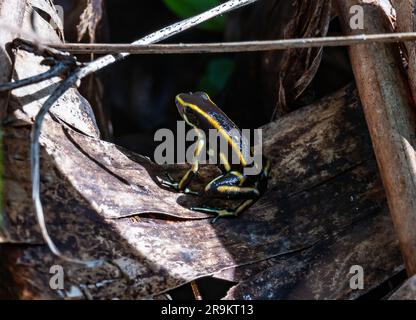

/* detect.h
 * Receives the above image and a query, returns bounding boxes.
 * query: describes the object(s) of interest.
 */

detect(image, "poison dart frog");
[160,92,270,223]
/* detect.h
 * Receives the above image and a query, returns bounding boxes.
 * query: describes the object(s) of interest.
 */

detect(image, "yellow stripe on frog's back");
[176,95,247,167]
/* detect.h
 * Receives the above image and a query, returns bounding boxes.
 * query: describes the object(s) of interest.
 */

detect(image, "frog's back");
[177,92,250,167]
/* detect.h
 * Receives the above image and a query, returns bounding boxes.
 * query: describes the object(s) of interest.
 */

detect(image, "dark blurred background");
[54,0,353,161]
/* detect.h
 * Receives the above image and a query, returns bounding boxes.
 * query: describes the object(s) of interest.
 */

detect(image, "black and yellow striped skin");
[175,92,250,170]
[160,92,270,222]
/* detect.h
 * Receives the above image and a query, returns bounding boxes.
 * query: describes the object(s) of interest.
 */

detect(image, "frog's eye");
[194,91,210,101]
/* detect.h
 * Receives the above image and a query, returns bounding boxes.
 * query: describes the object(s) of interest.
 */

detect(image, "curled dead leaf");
[76,0,103,43]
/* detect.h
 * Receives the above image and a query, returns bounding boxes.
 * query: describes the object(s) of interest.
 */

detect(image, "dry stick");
[7,32,416,93]
[30,0,259,266]
[0,61,70,92]
[336,0,416,276]
[49,32,416,55]
[76,0,258,79]
[0,39,80,93]
[390,1,416,105]
[30,74,101,267]
[190,281,203,300]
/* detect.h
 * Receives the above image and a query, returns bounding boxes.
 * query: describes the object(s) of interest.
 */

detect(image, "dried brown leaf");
[0,0,401,300]
[2,78,397,299]
[389,275,416,300]
[76,0,103,43]
[271,0,332,117]
[224,214,402,300]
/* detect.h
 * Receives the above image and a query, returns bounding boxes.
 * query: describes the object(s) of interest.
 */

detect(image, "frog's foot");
[191,206,237,224]
[158,172,199,196]
[158,172,179,189]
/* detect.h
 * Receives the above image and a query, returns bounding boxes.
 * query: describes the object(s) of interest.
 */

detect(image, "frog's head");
[175,92,211,127]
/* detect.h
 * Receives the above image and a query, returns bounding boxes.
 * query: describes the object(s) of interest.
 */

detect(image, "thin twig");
[0,61,69,92]
[75,0,259,79]
[14,38,75,62]
[48,32,416,54]
[190,281,203,300]
[29,0,259,266]
[0,39,80,93]
[31,74,101,267]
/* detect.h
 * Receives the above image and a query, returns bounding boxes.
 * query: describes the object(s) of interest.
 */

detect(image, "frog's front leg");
[191,171,261,222]
[159,132,205,195]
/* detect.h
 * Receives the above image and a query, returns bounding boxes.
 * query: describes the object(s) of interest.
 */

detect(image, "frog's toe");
[157,176,179,190]
[183,188,200,196]
[211,210,237,223]
[191,207,237,223]
[191,206,221,214]
[164,172,176,183]
[158,176,199,196]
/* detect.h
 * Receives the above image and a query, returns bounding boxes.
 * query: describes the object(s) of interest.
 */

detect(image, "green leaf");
[163,0,225,31]
[198,58,235,95]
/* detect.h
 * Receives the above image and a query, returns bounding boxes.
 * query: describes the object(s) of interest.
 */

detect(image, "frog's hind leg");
[193,199,256,223]
[204,171,260,199]
[191,171,260,222]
